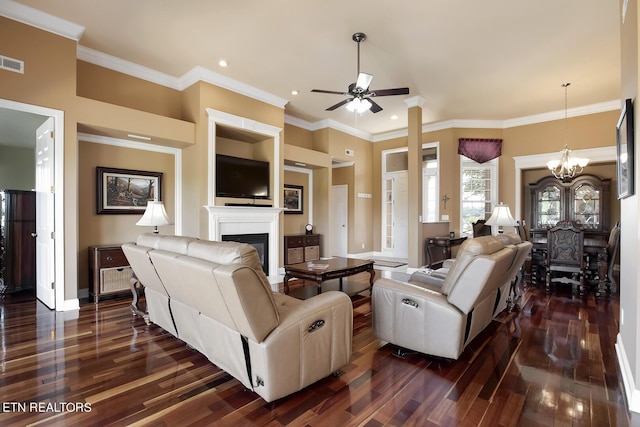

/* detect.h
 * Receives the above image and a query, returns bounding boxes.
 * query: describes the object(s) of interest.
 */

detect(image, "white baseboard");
[615,333,640,413]
[59,298,80,311]
[347,251,376,259]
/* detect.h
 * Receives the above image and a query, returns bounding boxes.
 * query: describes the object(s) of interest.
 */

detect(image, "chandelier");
[547,83,589,181]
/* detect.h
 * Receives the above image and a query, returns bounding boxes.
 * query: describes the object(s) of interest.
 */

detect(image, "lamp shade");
[485,203,517,227]
[346,98,372,113]
[136,201,171,233]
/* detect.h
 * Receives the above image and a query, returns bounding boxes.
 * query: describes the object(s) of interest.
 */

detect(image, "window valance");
[458,138,503,163]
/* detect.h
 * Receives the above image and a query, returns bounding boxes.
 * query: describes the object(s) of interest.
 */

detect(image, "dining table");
[529,236,609,294]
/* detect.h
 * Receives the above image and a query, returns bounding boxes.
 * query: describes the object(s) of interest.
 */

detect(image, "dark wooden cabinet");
[0,190,36,295]
[88,245,132,303]
[529,174,611,236]
[284,234,320,265]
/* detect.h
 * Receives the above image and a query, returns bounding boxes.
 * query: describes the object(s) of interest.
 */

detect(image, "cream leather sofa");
[372,234,531,360]
[122,233,353,402]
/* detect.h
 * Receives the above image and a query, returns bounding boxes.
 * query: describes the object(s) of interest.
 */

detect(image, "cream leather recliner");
[372,235,530,360]
[122,234,353,402]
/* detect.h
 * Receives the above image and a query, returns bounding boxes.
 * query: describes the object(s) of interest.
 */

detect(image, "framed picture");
[97,167,163,214]
[616,98,634,199]
[283,184,303,214]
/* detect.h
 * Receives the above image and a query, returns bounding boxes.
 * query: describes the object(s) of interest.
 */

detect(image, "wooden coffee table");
[283,257,375,295]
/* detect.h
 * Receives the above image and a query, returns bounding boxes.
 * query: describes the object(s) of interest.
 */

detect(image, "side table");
[88,245,132,303]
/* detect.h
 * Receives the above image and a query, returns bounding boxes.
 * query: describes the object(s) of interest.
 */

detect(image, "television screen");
[215,154,270,199]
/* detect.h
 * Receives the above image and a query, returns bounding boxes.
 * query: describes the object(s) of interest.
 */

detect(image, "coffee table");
[283,257,375,295]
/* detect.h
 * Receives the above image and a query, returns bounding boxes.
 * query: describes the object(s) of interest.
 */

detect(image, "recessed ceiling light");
[291,90,299,96]
[390,115,399,120]
[218,59,228,67]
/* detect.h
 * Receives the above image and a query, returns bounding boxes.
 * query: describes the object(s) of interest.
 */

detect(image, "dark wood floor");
[0,274,637,426]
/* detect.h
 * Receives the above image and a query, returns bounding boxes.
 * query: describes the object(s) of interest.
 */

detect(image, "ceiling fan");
[311,32,410,114]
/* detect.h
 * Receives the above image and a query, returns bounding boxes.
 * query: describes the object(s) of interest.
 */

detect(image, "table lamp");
[136,200,171,234]
[485,203,517,234]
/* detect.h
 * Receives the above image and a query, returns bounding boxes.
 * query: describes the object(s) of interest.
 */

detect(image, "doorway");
[381,148,409,259]
[0,99,65,310]
[331,185,348,257]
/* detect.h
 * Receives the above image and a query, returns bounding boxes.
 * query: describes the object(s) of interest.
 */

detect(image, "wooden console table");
[424,236,467,268]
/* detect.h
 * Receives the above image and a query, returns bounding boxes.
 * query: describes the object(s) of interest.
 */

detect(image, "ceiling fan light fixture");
[355,72,373,91]
[346,98,372,113]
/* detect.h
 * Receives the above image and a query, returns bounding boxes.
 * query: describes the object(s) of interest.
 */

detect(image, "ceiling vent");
[1,55,24,74]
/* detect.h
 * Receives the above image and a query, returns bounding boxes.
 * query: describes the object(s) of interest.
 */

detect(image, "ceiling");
[6,0,622,139]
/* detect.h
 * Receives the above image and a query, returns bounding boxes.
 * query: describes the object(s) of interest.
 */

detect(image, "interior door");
[35,117,55,309]
[392,172,409,258]
[331,185,348,257]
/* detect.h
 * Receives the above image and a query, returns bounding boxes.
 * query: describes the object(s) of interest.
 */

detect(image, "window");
[422,143,439,222]
[460,156,498,236]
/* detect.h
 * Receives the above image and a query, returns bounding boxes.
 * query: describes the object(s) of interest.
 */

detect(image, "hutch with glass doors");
[529,174,611,238]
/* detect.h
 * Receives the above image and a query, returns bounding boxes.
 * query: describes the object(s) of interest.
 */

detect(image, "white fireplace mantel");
[204,206,283,289]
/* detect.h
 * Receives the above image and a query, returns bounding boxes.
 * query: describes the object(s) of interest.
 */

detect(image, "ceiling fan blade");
[355,73,373,91]
[326,98,352,111]
[311,89,350,96]
[368,99,383,113]
[369,87,410,97]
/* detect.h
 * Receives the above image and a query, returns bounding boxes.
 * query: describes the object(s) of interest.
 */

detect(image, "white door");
[35,118,55,309]
[331,185,348,257]
[392,172,409,258]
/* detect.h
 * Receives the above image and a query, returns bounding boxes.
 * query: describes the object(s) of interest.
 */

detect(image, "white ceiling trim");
[288,100,620,143]
[180,66,288,109]
[503,101,621,128]
[0,0,84,41]
[78,46,180,90]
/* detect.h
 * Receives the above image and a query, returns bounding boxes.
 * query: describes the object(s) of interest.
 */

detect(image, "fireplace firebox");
[221,233,269,274]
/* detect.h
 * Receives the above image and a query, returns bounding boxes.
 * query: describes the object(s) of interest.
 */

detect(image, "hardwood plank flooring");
[0,274,637,426]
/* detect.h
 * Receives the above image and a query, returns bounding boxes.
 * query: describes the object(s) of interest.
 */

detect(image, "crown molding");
[180,66,288,109]
[78,46,180,89]
[284,115,372,141]
[288,100,621,143]
[0,0,84,41]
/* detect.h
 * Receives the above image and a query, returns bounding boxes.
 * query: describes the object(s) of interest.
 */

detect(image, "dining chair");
[546,220,585,293]
[472,220,492,237]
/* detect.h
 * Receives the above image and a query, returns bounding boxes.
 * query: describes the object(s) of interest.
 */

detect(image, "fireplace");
[222,233,269,274]
[205,206,283,290]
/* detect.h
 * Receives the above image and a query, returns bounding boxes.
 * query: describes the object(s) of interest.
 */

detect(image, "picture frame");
[96,167,163,214]
[283,184,303,214]
[616,98,634,199]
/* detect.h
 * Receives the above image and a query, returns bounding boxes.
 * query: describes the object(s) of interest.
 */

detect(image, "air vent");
[1,55,24,74]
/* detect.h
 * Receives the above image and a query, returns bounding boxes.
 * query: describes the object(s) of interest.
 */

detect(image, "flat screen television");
[216,154,270,199]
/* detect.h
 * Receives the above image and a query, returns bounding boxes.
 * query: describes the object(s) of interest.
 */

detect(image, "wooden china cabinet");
[529,174,611,237]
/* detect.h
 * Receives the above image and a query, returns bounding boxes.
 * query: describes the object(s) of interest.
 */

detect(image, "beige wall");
[77,61,184,119]
[618,0,640,404]
[77,141,175,289]
[283,170,310,235]
[0,145,35,191]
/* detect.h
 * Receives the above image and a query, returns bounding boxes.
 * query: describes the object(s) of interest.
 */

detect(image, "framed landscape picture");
[97,167,163,214]
[616,98,634,199]
[283,184,303,214]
